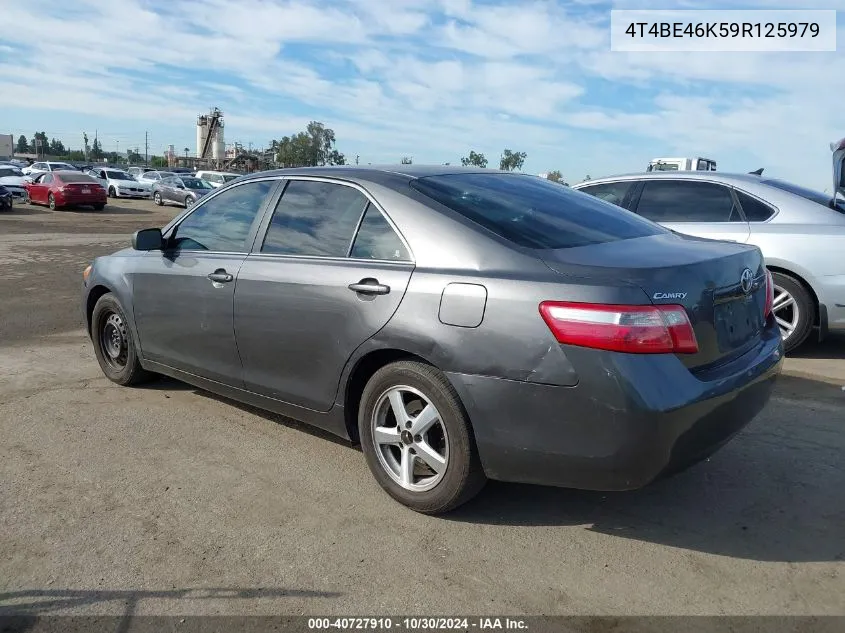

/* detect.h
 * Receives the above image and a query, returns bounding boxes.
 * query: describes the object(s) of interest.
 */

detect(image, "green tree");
[271,121,344,167]
[546,170,564,183]
[49,138,66,156]
[127,149,142,164]
[32,131,48,156]
[91,137,103,160]
[400,156,413,164]
[65,150,85,161]
[150,155,168,168]
[15,135,29,153]
[499,149,526,171]
[460,150,488,168]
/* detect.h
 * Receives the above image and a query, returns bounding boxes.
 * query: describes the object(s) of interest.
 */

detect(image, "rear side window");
[351,204,410,261]
[635,180,740,223]
[577,181,633,207]
[261,180,369,257]
[735,190,775,221]
[410,173,662,250]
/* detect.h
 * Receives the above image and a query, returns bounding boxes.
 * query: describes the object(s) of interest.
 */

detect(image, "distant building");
[0,134,13,160]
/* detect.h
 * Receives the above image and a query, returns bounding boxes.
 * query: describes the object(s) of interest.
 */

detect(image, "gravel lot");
[0,197,843,617]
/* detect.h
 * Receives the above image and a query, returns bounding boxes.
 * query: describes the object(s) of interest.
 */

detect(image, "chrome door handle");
[207,270,233,283]
[348,280,390,295]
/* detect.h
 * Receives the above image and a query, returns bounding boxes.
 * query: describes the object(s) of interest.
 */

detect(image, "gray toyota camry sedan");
[82,166,783,514]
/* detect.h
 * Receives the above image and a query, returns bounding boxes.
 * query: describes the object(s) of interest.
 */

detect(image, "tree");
[91,137,103,160]
[461,150,488,168]
[499,149,526,171]
[32,131,48,156]
[400,156,413,164]
[545,170,567,184]
[127,149,142,164]
[49,138,66,156]
[270,121,344,167]
[15,135,29,154]
[584,174,591,181]
[150,155,168,168]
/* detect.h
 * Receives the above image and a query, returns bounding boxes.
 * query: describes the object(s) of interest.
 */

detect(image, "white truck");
[647,157,717,172]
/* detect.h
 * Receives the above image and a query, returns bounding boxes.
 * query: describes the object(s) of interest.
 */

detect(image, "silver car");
[573,171,845,352]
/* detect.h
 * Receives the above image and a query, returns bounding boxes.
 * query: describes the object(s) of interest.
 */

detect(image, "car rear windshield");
[762,179,832,207]
[410,173,664,249]
[59,173,97,183]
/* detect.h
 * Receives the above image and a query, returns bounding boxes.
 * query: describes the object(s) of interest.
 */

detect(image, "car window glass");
[261,180,369,257]
[411,173,663,249]
[42,174,53,184]
[577,181,633,207]
[735,190,775,221]
[635,180,740,223]
[350,204,410,261]
[172,180,276,252]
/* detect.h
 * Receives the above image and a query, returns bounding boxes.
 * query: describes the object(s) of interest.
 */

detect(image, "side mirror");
[176,184,185,189]
[132,228,164,251]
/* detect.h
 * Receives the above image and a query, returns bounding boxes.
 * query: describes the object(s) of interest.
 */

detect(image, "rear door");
[234,178,414,411]
[629,179,751,243]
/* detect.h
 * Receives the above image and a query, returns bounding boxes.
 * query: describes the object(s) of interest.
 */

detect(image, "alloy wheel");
[772,283,800,342]
[99,311,129,371]
[370,385,449,492]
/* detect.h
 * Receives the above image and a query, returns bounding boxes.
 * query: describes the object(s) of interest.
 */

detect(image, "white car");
[195,170,240,188]
[0,165,28,201]
[21,161,77,179]
[86,167,152,199]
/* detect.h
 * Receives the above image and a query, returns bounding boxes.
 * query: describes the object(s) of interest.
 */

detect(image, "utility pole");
[144,131,149,166]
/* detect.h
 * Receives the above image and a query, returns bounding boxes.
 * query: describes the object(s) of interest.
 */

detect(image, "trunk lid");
[541,232,769,369]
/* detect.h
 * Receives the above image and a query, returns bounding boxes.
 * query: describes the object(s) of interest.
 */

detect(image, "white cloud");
[0,0,841,190]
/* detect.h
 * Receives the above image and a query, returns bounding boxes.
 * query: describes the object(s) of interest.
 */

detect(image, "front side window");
[411,173,663,249]
[577,181,633,208]
[350,204,410,261]
[171,180,276,252]
[635,180,740,223]
[41,174,53,184]
[261,180,369,257]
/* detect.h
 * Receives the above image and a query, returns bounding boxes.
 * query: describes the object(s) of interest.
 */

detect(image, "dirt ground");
[0,197,843,617]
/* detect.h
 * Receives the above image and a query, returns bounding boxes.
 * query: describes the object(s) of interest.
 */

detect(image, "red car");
[25,170,107,210]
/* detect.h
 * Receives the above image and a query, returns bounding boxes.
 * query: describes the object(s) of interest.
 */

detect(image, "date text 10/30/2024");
[308,617,528,630]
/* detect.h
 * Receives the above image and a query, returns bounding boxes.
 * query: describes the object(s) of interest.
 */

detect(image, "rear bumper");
[57,192,107,205]
[446,323,783,491]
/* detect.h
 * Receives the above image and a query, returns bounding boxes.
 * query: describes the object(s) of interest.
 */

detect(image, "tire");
[93,203,105,211]
[48,193,57,210]
[185,196,194,208]
[771,271,815,353]
[108,186,115,198]
[358,360,486,514]
[90,293,153,386]
[153,192,163,206]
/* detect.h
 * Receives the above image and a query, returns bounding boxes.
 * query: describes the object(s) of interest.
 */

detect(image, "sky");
[1,0,843,191]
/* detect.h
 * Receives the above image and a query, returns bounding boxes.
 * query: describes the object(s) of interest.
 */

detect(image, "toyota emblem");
[740,268,754,294]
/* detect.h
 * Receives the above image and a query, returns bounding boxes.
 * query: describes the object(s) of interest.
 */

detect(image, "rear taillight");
[539,302,699,354]
[764,269,774,319]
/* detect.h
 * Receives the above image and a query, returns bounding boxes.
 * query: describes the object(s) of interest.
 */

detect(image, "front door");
[29,173,52,204]
[234,179,414,411]
[131,179,279,384]
[630,179,751,243]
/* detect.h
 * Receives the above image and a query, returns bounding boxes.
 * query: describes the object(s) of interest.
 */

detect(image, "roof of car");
[239,164,518,186]
[571,171,770,187]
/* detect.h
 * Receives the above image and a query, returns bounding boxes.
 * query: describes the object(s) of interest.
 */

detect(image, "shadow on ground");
[136,368,844,564]
[0,587,340,631]
[790,332,845,361]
